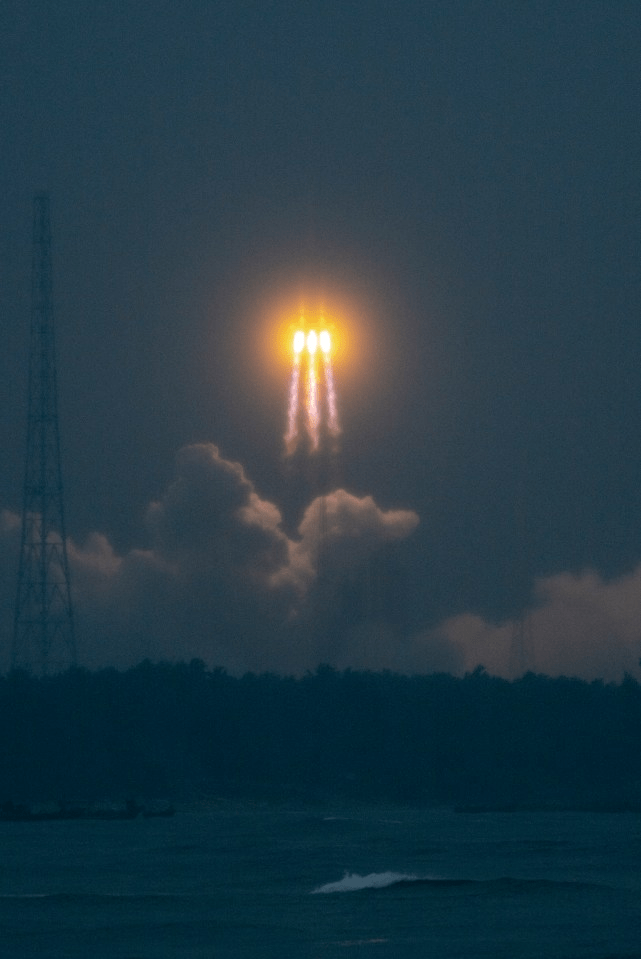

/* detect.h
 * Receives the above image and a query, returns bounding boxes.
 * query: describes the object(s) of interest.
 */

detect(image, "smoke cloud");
[2,443,641,681]
[2,444,420,673]
[433,567,641,682]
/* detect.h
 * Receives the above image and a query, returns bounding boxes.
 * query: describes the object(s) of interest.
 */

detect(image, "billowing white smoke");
[271,489,420,596]
[434,568,641,682]
[1,444,419,673]
[2,444,641,680]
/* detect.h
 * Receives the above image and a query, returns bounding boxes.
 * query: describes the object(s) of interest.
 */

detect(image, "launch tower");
[12,194,76,674]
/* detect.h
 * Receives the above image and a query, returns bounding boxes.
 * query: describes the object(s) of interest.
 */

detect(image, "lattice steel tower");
[12,193,76,674]
[508,471,534,679]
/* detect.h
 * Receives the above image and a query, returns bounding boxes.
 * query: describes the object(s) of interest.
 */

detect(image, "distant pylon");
[509,611,533,679]
[12,194,76,675]
[316,493,327,578]
[508,467,535,679]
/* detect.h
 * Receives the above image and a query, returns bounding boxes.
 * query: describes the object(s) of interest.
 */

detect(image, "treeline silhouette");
[2,660,641,808]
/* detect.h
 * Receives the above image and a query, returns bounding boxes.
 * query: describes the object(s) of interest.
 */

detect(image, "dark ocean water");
[1,802,640,958]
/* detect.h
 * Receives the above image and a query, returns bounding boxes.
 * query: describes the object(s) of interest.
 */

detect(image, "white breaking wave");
[311,871,419,894]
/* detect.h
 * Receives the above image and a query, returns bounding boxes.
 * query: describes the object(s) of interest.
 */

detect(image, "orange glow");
[281,312,343,454]
[219,274,391,460]
[273,300,348,368]
[291,326,333,358]
[252,286,371,454]
[254,278,383,411]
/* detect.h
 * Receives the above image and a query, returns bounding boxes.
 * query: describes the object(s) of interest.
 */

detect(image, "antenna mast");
[12,194,76,674]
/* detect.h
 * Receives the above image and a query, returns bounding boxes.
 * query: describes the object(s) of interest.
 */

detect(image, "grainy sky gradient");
[2,1,641,678]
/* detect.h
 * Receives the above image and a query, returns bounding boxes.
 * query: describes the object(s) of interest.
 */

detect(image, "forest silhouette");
[2,661,641,809]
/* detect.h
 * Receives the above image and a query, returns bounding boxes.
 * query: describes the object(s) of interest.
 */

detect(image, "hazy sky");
[2,1,641,679]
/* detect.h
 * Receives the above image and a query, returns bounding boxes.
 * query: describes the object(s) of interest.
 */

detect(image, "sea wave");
[311,872,600,894]
[312,871,420,893]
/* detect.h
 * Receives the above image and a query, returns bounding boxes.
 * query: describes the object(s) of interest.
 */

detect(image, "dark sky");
[2,0,641,679]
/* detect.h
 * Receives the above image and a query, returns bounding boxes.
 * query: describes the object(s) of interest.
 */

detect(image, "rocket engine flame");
[284,319,341,455]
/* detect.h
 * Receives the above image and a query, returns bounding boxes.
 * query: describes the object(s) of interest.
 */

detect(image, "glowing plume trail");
[320,333,340,437]
[284,321,340,455]
[306,332,320,450]
[285,354,301,454]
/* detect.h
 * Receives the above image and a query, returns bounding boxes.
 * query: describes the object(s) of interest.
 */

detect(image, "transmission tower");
[12,193,76,675]
[509,612,533,679]
[508,470,535,679]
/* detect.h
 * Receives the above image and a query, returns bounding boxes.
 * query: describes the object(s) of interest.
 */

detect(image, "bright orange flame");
[279,303,347,455]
